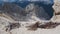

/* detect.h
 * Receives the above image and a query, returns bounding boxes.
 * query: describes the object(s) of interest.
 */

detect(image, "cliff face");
[52,0,60,22]
[53,0,60,14]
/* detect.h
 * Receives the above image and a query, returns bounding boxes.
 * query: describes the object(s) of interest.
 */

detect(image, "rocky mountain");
[0,0,60,34]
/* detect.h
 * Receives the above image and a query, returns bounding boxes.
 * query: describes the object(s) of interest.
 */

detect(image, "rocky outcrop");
[53,0,60,14]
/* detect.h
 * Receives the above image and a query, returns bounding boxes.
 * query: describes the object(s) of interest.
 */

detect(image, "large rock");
[53,0,60,14]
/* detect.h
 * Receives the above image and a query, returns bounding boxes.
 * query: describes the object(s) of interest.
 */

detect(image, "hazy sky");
[0,0,53,2]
